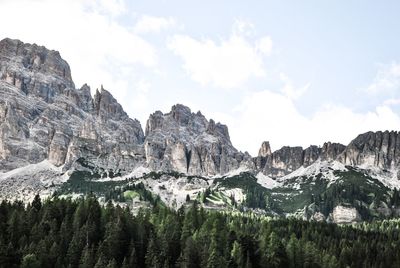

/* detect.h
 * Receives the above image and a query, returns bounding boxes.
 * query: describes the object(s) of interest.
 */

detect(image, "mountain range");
[1,38,400,223]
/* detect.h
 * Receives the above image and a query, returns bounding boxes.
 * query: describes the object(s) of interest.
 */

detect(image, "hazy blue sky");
[1,0,400,155]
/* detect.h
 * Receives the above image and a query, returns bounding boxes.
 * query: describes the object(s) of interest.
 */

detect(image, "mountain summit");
[1,39,400,222]
[1,38,399,177]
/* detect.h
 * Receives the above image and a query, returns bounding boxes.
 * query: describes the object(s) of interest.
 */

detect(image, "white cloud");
[87,0,127,17]
[384,98,400,106]
[131,79,151,111]
[167,23,272,89]
[366,62,400,94]
[232,18,255,36]
[134,15,177,34]
[256,37,273,56]
[279,72,310,100]
[228,88,400,155]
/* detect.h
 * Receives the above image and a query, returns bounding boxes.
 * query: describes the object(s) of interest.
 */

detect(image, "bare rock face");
[263,146,304,177]
[254,145,314,178]
[0,38,74,101]
[144,104,244,175]
[0,38,145,173]
[321,142,346,160]
[253,139,348,177]
[339,131,400,170]
[258,141,271,157]
[331,205,361,223]
[303,145,320,167]
[1,38,399,183]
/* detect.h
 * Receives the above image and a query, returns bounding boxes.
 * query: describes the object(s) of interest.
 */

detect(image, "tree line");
[1,195,400,267]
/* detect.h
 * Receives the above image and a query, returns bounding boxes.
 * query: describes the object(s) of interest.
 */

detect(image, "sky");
[1,0,400,155]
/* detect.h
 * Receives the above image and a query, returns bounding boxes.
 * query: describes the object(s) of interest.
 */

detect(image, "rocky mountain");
[144,104,252,175]
[0,38,248,178]
[253,142,346,178]
[0,38,145,173]
[1,38,400,223]
[339,131,400,172]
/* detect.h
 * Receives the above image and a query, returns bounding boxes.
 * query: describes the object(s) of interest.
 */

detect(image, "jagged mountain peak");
[339,130,400,170]
[143,103,243,175]
[93,85,129,120]
[253,141,347,178]
[1,38,400,191]
[0,38,145,172]
[0,37,74,98]
[258,141,272,157]
[145,103,231,142]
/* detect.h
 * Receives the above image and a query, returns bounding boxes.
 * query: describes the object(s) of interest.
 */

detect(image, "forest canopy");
[0,195,400,268]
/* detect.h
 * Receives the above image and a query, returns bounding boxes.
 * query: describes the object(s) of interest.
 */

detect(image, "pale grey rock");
[0,38,145,174]
[264,146,304,177]
[303,145,320,167]
[311,212,326,222]
[1,37,399,186]
[258,141,271,157]
[144,104,244,175]
[254,141,346,178]
[0,38,74,101]
[320,142,346,160]
[331,205,361,223]
[339,131,400,170]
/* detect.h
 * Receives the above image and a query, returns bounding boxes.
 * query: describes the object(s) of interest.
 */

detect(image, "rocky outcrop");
[0,38,74,101]
[0,38,145,173]
[0,38,249,176]
[251,129,393,178]
[331,205,361,223]
[263,146,304,177]
[253,131,400,178]
[1,38,399,181]
[321,142,346,160]
[254,142,346,178]
[144,104,249,175]
[338,131,400,170]
[258,141,271,157]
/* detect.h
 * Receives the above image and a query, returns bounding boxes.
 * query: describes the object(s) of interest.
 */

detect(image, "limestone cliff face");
[0,38,145,172]
[331,205,361,224]
[338,131,400,170]
[0,38,74,101]
[144,104,250,175]
[253,142,347,178]
[253,131,400,178]
[1,38,399,180]
[0,38,250,176]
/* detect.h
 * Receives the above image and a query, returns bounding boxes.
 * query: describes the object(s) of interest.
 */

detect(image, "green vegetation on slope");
[1,195,400,267]
[213,169,399,220]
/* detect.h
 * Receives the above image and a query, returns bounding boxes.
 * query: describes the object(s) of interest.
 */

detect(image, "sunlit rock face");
[0,39,250,176]
[1,38,399,181]
[144,104,249,176]
[338,131,400,170]
[253,130,400,179]
[331,205,361,224]
[0,38,145,173]
[253,143,346,178]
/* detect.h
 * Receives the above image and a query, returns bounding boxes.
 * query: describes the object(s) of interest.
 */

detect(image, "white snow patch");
[362,166,400,189]
[280,160,347,186]
[256,172,281,189]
